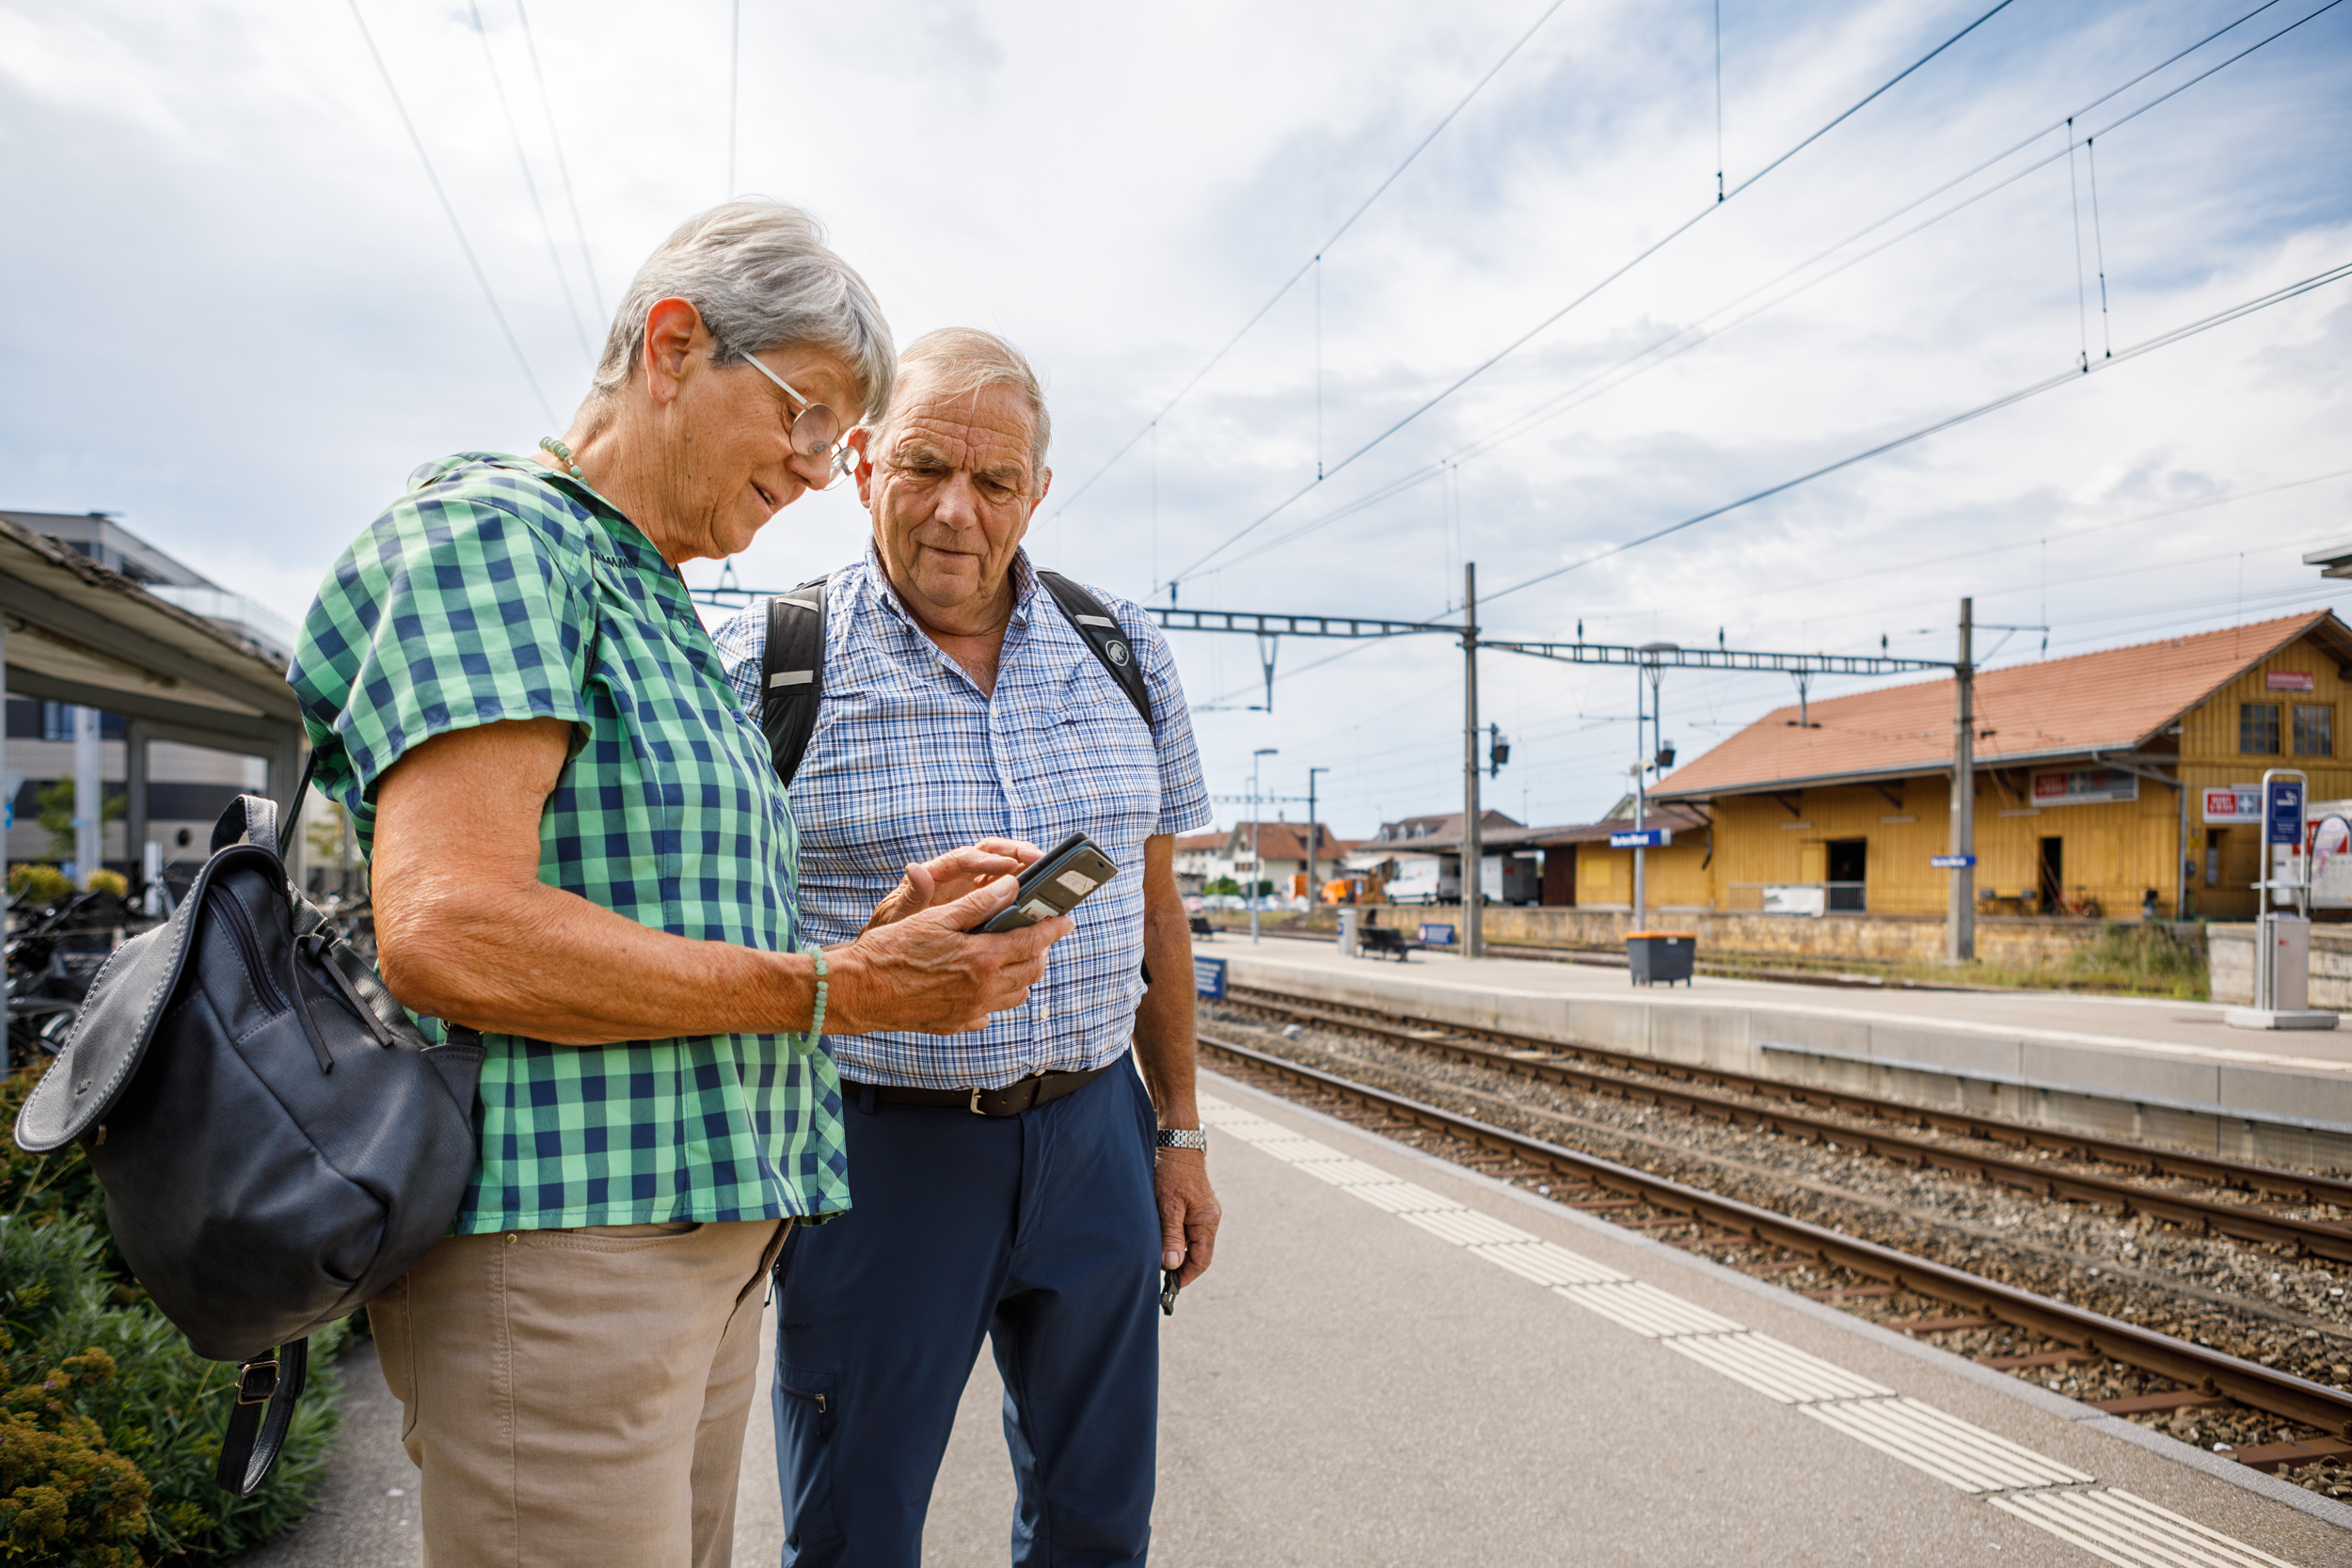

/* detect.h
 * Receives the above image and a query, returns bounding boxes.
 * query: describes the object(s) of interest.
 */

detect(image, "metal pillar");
[72,705,101,886]
[1461,562,1482,958]
[2175,774,2189,920]
[123,719,150,879]
[1306,766,1328,906]
[1947,598,1977,962]
[1633,666,1648,934]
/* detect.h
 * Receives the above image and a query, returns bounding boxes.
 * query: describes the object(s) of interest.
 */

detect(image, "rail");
[1198,1030,2352,1439]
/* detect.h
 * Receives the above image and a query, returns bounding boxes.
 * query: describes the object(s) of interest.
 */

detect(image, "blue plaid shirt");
[712,550,1211,1089]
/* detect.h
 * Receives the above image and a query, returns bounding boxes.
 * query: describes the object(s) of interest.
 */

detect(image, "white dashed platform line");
[1198,1089,2310,1568]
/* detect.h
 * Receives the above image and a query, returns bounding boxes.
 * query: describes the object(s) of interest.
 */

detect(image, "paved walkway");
[234,1069,2347,1566]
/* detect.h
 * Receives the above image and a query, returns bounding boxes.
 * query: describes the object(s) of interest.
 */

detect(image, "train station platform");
[1208,938,2352,1170]
[245,1068,2350,1566]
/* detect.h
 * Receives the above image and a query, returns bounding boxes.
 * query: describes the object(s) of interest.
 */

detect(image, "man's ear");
[1025,467,1053,518]
[848,427,877,506]
[641,297,705,406]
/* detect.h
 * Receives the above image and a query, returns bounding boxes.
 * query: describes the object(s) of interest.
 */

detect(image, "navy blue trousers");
[771,1061,1162,1568]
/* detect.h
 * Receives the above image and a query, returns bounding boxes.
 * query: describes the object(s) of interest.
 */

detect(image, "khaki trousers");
[370,1217,790,1568]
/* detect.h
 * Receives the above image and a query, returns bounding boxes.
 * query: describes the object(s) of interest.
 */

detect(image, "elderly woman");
[288,200,1068,1568]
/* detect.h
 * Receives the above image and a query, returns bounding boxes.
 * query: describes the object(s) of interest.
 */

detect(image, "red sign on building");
[2267,671,2316,691]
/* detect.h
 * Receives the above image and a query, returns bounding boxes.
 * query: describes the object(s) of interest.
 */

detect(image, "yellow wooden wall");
[1627,628,2352,919]
[2174,633,2352,918]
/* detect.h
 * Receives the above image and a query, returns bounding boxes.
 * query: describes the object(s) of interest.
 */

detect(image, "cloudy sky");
[3,0,2347,836]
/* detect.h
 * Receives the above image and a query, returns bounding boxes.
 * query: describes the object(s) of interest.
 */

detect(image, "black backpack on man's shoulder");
[758,570,1152,784]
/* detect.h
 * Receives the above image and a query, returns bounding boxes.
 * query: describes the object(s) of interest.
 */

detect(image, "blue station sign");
[1610,829,1672,849]
[2268,778,2308,847]
[1192,955,1227,1000]
[1931,854,1977,869]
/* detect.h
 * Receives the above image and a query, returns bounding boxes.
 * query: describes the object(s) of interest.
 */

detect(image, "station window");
[2294,704,2334,757]
[2240,702,2280,754]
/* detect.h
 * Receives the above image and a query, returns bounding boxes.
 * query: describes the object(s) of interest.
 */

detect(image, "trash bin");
[1627,930,1696,987]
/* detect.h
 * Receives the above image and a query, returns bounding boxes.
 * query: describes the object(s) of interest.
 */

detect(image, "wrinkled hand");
[860,839,1042,935]
[828,875,1073,1036]
[1155,1149,1220,1288]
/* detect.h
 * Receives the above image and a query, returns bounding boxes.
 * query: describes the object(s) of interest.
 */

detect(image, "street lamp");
[1250,747,1279,943]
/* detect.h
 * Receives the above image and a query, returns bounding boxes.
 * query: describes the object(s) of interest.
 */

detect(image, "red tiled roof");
[1654,612,2351,800]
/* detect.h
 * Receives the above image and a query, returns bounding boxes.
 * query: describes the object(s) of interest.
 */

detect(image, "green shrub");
[0,1068,348,1562]
[8,865,71,906]
[84,871,129,899]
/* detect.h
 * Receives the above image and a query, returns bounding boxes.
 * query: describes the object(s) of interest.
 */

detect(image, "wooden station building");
[1565,611,2352,922]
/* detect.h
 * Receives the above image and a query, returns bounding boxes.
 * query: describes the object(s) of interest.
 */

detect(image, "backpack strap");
[1037,571,1152,728]
[215,1338,308,1497]
[759,576,831,787]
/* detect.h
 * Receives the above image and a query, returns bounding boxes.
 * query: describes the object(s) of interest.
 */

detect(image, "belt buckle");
[968,1086,985,1116]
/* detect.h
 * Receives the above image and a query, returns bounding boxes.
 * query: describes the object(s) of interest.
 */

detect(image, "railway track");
[1222,984,2352,1260]
[1197,1029,2352,1465]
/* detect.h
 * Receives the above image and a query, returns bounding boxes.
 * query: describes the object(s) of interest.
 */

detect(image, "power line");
[1480,256,2352,608]
[1205,0,2342,583]
[1168,0,2023,587]
[512,0,605,322]
[1041,0,1574,526]
[466,0,594,362]
[345,0,559,427]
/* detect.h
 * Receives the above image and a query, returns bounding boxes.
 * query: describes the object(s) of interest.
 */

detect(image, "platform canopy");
[0,511,304,799]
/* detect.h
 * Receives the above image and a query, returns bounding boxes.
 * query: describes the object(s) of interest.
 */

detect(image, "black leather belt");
[844,1058,1118,1117]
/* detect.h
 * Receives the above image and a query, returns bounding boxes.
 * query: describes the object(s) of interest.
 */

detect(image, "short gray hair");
[592,199,896,421]
[873,328,1051,491]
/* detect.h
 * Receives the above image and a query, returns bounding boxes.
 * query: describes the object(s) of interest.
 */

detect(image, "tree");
[34,781,121,863]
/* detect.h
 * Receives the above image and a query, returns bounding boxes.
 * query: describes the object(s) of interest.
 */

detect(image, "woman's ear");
[640,297,706,405]
[847,427,877,504]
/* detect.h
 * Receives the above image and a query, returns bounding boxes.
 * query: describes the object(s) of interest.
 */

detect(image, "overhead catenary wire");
[344,0,560,428]
[1191,0,2322,583]
[466,0,594,363]
[513,0,605,321]
[1040,0,1576,526]
[2088,137,2115,358]
[1478,255,2352,609]
[1168,0,2025,587]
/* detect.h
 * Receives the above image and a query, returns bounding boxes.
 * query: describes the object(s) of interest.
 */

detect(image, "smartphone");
[968,832,1120,934]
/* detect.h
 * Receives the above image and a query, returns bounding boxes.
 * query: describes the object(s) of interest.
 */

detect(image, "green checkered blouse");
[290,452,849,1234]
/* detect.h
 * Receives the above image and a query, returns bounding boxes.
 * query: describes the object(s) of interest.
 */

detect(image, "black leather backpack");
[12,772,484,1495]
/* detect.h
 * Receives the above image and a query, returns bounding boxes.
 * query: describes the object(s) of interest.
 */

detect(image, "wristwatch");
[1154,1128,1208,1153]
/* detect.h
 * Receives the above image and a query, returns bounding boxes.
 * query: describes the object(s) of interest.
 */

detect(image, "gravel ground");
[1203,1002,2352,1502]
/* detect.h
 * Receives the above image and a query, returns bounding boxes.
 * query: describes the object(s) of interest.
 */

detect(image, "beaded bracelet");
[803,945,828,1037]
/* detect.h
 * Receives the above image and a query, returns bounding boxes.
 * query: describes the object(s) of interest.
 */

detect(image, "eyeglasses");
[739,352,847,467]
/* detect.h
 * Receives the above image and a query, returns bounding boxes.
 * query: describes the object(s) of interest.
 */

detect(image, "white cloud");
[0,0,2346,834]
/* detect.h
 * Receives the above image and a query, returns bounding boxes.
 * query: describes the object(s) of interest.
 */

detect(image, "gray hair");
[872,327,1051,491]
[591,199,895,421]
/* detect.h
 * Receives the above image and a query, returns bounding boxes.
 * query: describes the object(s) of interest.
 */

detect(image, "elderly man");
[714,327,1217,1567]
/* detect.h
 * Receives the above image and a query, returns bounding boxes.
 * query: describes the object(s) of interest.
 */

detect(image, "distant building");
[1618,610,2352,921]
[1183,821,1354,895]
[0,510,305,882]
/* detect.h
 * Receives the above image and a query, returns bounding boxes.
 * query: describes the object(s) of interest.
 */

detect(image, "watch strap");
[1155,1128,1208,1152]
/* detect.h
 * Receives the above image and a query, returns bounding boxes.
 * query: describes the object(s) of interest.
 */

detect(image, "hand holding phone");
[968,832,1120,934]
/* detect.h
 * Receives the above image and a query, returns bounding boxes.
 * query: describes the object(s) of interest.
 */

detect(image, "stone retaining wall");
[2207,923,2352,1010]
[1327,904,2147,969]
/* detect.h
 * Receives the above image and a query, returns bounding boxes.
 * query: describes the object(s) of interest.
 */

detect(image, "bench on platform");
[1357,926,1412,961]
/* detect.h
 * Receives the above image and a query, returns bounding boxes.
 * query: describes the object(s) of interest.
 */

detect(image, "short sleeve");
[1124,612,1212,838]
[290,488,592,825]
[709,605,769,715]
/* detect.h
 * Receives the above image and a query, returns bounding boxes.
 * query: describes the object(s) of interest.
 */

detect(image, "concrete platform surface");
[239,1067,2349,1566]
[1214,940,2352,1164]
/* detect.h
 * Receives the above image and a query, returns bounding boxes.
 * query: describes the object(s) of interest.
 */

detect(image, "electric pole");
[1947,598,1977,962]
[1306,766,1329,908]
[1461,562,1482,958]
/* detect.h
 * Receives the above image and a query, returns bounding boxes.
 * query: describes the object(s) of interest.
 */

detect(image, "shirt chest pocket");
[569,578,790,942]
[1030,683,1160,848]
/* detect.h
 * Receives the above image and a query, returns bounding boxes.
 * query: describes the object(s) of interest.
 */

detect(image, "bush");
[84,872,129,899]
[2074,921,2205,986]
[0,1067,348,1562]
[8,865,71,906]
